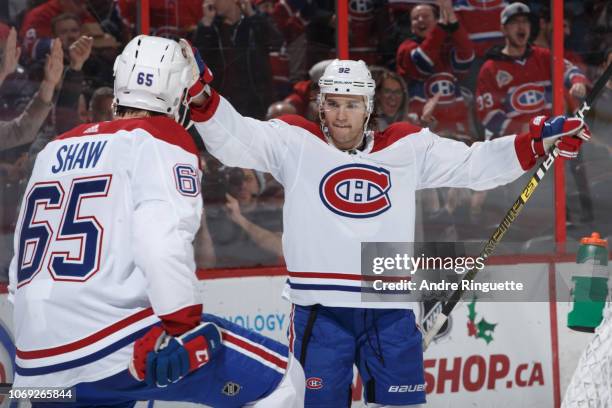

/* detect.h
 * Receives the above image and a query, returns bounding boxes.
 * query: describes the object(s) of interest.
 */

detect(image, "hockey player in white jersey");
[8,35,304,407]
[185,46,590,405]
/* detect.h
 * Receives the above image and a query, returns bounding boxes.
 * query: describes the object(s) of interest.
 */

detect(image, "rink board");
[0,260,599,407]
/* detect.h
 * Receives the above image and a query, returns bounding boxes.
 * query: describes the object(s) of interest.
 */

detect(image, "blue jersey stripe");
[289,282,411,295]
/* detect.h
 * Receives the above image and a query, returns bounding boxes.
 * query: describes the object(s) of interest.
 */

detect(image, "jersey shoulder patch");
[56,117,199,157]
[371,122,422,153]
[277,114,325,142]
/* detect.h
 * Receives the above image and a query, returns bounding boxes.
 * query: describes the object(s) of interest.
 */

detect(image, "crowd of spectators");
[0,0,610,276]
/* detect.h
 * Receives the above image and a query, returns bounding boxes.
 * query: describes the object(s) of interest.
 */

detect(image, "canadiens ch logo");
[222,381,241,396]
[349,0,374,19]
[425,73,458,105]
[319,164,392,218]
[306,377,324,390]
[510,83,547,113]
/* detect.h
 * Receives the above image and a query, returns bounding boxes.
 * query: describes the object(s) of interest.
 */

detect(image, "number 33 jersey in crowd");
[191,93,532,310]
[8,117,203,388]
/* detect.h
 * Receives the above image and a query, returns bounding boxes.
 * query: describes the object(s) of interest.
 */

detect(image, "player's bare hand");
[69,36,93,71]
[201,0,216,26]
[0,27,21,81]
[569,83,587,99]
[44,39,64,86]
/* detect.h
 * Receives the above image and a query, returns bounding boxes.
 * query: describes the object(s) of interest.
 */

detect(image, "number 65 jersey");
[8,117,202,388]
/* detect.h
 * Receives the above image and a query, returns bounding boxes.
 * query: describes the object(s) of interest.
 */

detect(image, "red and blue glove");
[528,115,591,159]
[179,39,214,101]
[129,322,222,387]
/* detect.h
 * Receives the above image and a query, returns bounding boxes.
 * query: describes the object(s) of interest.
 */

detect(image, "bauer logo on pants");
[319,164,392,218]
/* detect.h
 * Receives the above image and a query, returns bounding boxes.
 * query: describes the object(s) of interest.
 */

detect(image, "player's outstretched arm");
[180,39,295,182]
[416,115,590,191]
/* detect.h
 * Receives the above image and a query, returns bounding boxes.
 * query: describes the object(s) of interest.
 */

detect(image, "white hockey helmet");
[318,59,376,113]
[113,35,192,120]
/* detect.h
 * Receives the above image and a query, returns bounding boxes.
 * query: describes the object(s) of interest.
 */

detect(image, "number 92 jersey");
[8,117,202,388]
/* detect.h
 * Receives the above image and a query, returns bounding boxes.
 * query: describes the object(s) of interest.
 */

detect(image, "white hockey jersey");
[193,93,531,309]
[8,117,202,388]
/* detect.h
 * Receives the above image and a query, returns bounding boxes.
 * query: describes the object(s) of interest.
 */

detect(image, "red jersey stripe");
[17,308,155,359]
[222,331,288,370]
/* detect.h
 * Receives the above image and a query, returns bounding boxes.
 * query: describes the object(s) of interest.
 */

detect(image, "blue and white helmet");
[113,35,192,121]
[318,59,376,114]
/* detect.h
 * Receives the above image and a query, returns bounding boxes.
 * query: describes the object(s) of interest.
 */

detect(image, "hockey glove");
[528,115,591,159]
[129,322,222,387]
[179,39,214,101]
[129,325,165,382]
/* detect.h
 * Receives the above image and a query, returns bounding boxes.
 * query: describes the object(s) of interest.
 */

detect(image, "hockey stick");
[422,62,612,350]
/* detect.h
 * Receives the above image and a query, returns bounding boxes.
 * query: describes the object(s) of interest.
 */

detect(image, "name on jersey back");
[51,140,107,174]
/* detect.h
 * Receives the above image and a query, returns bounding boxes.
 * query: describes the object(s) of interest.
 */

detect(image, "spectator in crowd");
[193,0,282,119]
[224,170,283,257]
[533,7,588,76]
[0,33,63,280]
[205,166,283,268]
[194,155,217,269]
[117,0,203,38]
[80,21,121,92]
[374,69,410,130]
[453,0,507,59]
[88,86,113,122]
[82,0,129,43]
[194,205,217,269]
[273,0,308,82]
[19,0,96,60]
[0,29,63,151]
[6,25,92,186]
[52,13,81,53]
[347,0,390,65]
[0,23,9,42]
[590,48,612,155]
[476,3,592,224]
[253,0,274,16]
[531,5,594,224]
[266,101,297,119]
[396,0,475,138]
[303,0,336,69]
[77,92,88,123]
[284,59,332,120]
[476,3,587,137]
[586,0,612,59]
[30,19,92,133]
